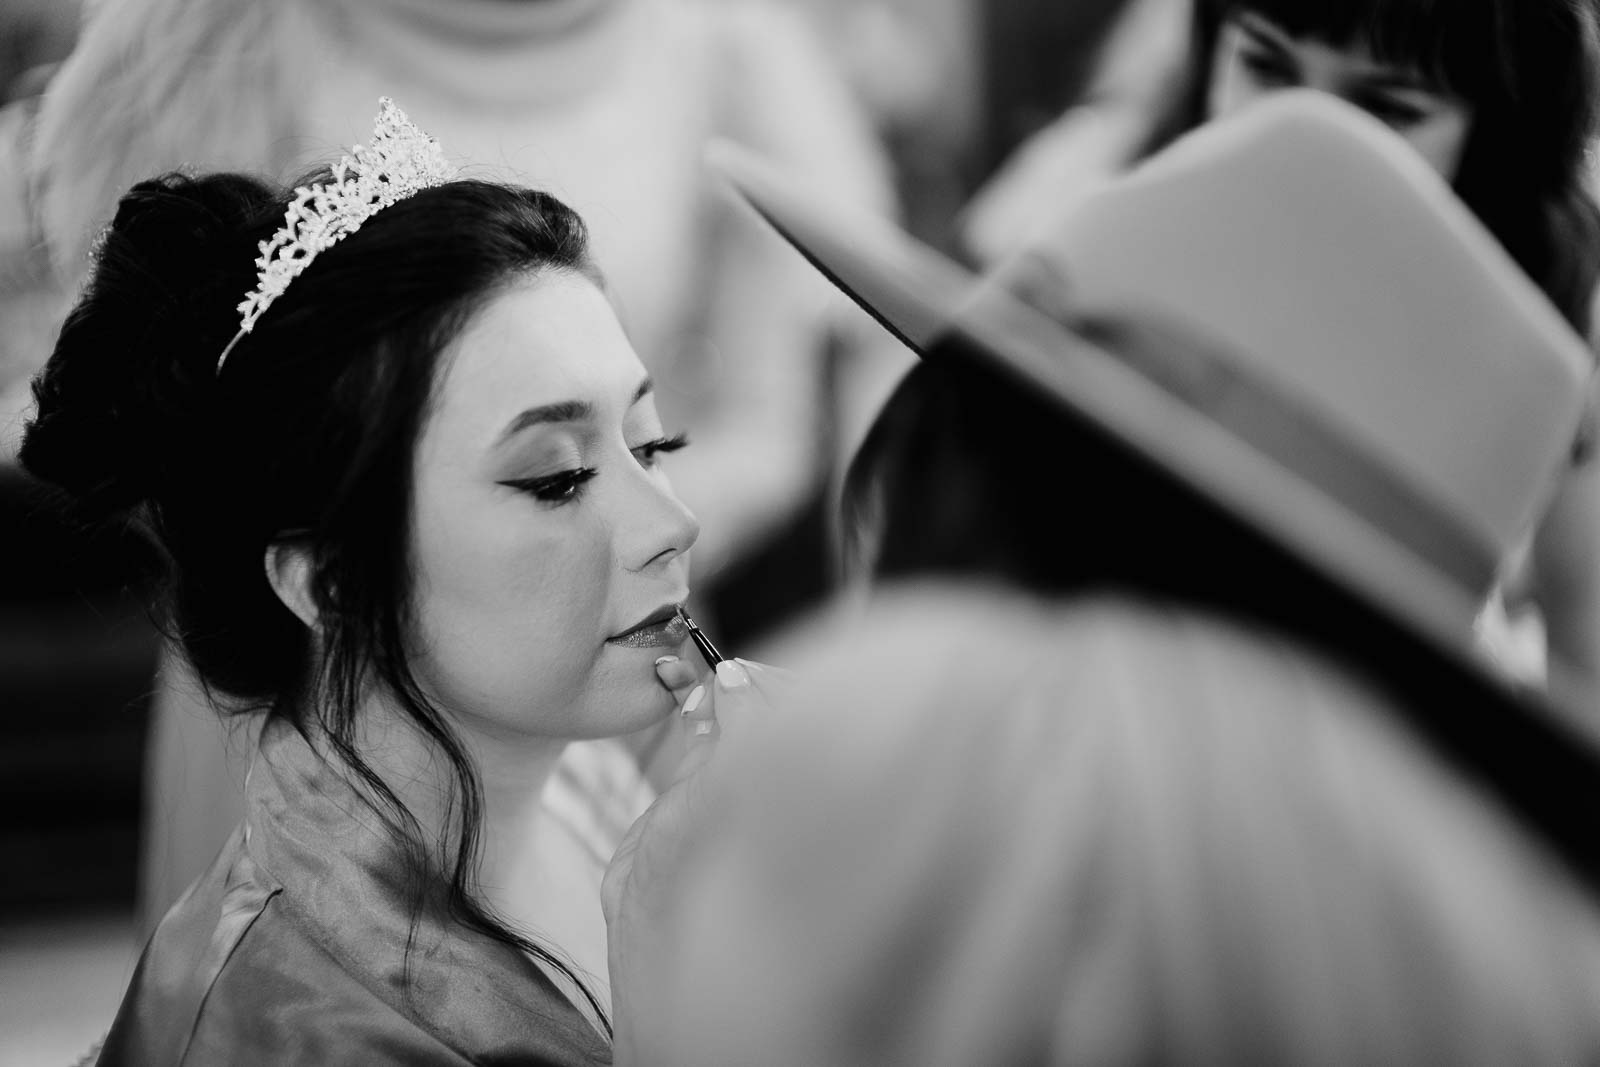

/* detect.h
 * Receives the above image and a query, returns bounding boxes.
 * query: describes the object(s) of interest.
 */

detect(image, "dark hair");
[843,321,1419,651]
[843,324,1600,899]
[842,322,1335,609]
[21,169,610,1029]
[1140,0,1600,334]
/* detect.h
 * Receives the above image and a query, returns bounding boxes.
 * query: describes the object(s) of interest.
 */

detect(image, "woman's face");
[407,272,699,742]
[1207,9,1474,180]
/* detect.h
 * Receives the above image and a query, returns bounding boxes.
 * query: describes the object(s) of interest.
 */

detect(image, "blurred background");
[0,0,1163,1060]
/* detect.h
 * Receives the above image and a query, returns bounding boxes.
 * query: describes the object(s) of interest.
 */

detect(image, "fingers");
[676,680,718,780]
[657,652,791,698]
[657,655,788,785]
[654,654,700,701]
[715,659,751,690]
[673,661,757,779]
[704,659,772,742]
[732,657,797,689]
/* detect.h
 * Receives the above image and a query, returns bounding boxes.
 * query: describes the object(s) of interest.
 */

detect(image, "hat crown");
[1027,91,1591,570]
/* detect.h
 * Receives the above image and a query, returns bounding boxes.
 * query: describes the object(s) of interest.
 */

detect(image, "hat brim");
[708,140,1600,895]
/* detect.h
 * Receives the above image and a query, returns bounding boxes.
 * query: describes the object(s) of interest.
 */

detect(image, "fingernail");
[681,684,705,716]
[692,720,714,736]
[716,660,750,690]
[654,655,679,668]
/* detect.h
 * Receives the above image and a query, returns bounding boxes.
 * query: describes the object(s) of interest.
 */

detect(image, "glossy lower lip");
[608,612,688,649]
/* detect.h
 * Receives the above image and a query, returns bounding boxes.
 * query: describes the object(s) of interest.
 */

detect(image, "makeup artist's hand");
[604,655,789,1063]
[654,655,793,752]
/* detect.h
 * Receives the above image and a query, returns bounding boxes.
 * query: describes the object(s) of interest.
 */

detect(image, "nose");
[619,462,701,573]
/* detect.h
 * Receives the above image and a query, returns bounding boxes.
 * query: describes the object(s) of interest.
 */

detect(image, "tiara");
[216,98,458,373]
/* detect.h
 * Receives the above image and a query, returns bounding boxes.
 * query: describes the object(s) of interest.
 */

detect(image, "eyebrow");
[495,376,655,445]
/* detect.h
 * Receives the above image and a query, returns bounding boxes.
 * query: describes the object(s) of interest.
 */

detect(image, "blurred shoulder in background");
[650,583,1600,1066]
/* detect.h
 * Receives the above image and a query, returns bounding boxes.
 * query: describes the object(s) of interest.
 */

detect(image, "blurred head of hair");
[651,584,1600,1066]
[842,319,1411,674]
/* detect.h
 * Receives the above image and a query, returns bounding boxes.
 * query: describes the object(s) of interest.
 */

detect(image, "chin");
[574,663,678,740]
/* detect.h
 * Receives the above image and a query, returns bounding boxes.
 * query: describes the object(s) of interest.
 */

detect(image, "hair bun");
[20,172,279,517]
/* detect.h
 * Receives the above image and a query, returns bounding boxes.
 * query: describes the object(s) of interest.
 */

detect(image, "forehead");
[429,272,646,449]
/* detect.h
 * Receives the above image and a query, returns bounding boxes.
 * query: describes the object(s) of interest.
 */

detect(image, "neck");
[345,690,614,1032]
[353,690,570,876]
[471,722,575,894]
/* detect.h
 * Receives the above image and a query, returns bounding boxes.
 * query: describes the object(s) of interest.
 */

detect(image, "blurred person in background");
[0,0,171,931]
[641,91,1600,1066]
[962,0,1600,710]
[0,1,77,102]
[0,0,79,447]
[784,0,983,248]
[21,101,782,1061]
[10,0,898,934]
[962,0,1185,266]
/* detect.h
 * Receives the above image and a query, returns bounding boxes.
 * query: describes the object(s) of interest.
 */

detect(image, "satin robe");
[97,718,612,1066]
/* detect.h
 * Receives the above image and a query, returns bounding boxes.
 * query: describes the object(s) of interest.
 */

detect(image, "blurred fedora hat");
[713,91,1588,677]
[709,90,1600,886]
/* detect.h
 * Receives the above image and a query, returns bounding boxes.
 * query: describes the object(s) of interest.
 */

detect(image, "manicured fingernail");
[654,655,679,667]
[692,720,714,736]
[681,684,705,716]
[716,660,750,690]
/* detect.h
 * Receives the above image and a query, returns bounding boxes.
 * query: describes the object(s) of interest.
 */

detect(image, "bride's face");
[406,272,699,741]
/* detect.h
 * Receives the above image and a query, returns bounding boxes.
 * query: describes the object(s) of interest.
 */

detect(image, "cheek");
[1402,114,1472,182]
[408,492,615,729]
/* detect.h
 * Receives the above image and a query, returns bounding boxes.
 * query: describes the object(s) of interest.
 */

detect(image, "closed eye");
[1353,92,1429,128]
[1239,47,1296,86]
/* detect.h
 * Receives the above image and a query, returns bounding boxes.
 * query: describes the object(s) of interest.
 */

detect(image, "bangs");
[1213,0,1512,101]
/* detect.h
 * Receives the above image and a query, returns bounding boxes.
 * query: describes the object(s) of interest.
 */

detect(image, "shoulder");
[182,910,477,1065]
[671,584,1600,1066]
[95,835,467,1066]
[752,582,1434,812]
[773,582,1371,716]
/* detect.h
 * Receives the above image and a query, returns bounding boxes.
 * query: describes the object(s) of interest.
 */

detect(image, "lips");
[609,604,689,649]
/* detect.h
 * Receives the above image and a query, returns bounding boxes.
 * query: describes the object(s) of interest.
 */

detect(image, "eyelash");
[500,433,691,506]
[634,432,690,469]
[1240,48,1296,86]
[1239,45,1430,129]
[1355,96,1427,128]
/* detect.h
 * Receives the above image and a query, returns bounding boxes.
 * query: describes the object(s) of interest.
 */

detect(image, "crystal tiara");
[215,98,458,373]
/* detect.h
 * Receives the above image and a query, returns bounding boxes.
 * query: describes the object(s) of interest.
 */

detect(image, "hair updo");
[21,167,608,1023]
[22,176,258,514]
[23,170,596,703]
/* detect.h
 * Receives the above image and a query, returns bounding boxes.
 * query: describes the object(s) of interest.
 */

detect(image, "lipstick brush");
[676,605,726,669]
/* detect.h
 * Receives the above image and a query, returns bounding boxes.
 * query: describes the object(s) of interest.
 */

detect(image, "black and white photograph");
[5,1,1600,1063]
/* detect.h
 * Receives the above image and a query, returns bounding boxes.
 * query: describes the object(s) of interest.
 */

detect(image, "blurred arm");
[671,3,902,579]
